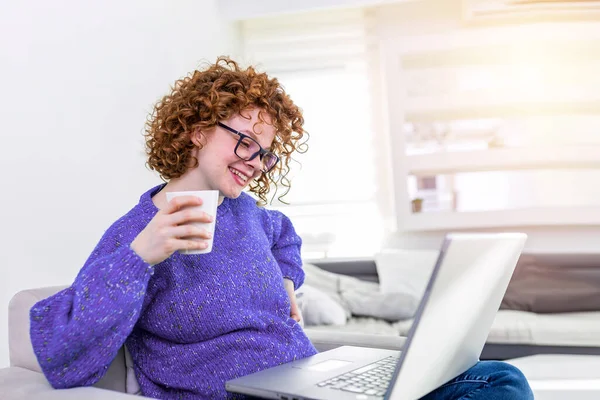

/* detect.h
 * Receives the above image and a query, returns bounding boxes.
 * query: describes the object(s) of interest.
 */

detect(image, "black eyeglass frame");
[216,122,280,173]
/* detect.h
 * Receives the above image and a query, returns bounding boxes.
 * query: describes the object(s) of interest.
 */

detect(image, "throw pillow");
[501,259,600,313]
[295,284,348,326]
[303,262,420,321]
[375,249,439,300]
[302,262,352,318]
[342,287,419,321]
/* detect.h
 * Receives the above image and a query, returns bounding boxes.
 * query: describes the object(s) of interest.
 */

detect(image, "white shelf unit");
[397,25,600,121]
[404,206,600,232]
[406,146,600,176]
[406,91,600,121]
[392,22,600,56]
[380,18,600,233]
[462,0,600,24]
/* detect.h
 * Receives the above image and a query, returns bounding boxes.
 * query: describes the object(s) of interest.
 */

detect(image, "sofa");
[306,258,600,360]
[4,256,600,399]
[0,285,405,399]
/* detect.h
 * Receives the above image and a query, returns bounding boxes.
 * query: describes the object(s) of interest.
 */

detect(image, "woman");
[30,57,533,400]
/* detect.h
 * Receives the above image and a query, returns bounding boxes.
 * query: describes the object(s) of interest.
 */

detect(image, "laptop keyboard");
[316,356,399,397]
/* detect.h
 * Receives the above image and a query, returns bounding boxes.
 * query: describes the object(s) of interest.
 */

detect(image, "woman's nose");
[244,155,263,175]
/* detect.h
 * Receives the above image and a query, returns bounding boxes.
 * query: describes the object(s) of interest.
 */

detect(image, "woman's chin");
[223,187,243,199]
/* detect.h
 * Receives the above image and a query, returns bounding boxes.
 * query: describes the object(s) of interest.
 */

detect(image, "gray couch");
[1,284,405,399]
[309,259,600,360]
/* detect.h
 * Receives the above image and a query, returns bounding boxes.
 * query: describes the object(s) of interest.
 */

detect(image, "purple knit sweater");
[30,184,318,399]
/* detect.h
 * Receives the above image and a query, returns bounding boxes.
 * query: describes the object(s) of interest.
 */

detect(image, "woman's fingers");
[162,195,214,226]
[171,238,209,251]
[167,206,214,226]
[131,195,214,263]
[290,305,302,322]
[169,225,212,240]
[131,196,214,265]
[164,195,203,214]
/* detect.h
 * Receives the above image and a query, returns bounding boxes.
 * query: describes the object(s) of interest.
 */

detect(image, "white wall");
[0,0,239,367]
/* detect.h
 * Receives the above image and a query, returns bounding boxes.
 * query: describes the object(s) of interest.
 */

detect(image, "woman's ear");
[191,128,206,148]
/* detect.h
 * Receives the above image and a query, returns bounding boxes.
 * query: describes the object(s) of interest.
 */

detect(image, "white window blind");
[241,9,383,258]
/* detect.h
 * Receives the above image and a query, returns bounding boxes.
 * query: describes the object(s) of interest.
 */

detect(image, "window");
[241,9,383,258]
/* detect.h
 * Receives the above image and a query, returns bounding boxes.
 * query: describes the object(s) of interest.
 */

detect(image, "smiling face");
[191,108,277,199]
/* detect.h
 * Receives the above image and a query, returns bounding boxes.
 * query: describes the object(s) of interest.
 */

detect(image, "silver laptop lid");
[386,233,527,400]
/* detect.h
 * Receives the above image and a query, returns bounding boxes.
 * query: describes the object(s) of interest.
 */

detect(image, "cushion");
[500,258,600,313]
[342,289,419,321]
[296,284,348,326]
[303,262,420,321]
[9,286,129,393]
[9,286,67,372]
[488,310,600,347]
[302,263,352,318]
[308,310,600,347]
[374,249,439,300]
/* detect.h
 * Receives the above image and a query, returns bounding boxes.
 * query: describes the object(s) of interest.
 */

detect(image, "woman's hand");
[283,278,302,323]
[131,196,214,265]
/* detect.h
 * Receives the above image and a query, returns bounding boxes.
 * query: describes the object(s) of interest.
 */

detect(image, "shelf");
[382,15,600,236]
[405,90,600,121]
[392,22,600,56]
[405,146,600,176]
[402,206,600,232]
[464,0,600,23]
[401,41,600,69]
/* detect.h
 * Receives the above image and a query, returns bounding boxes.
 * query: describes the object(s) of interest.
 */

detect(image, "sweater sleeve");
[29,222,154,389]
[268,210,305,289]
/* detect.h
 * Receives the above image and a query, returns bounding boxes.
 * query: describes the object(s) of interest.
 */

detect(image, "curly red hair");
[144,56,307,205]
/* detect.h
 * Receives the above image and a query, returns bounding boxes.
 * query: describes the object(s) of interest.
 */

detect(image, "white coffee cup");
[165,190,219,254]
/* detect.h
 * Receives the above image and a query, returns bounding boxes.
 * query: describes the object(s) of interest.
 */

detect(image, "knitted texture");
[30,184,318,399]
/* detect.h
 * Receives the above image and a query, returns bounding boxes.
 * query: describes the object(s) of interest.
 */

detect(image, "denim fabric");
[420,361,534,400]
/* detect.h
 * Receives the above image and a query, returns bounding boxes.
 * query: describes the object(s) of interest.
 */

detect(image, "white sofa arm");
[305,329,406,352]
[0,367,150,400]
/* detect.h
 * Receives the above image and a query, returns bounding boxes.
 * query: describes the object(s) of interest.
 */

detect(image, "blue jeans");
[420,361,534,400]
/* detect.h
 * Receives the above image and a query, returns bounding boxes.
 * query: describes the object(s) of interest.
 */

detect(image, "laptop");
[226,232,527,400]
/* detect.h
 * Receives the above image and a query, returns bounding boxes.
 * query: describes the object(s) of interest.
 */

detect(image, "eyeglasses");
[216,122,280,173]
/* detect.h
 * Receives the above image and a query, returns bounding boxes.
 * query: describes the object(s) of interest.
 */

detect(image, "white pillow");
[375,249,439,300]
[342,288,419,321]
[303,262,419,321]
[302,263,352,318]
[296,284,348,326]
